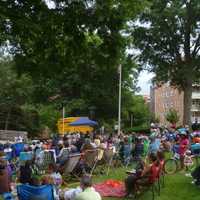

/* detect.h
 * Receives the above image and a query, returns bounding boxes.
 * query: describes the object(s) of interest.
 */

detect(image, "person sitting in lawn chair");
[63,175,101,200]
[41,163,62,200]
[19,160,33,185]
[125,153,160,197]
[57,140,71,171]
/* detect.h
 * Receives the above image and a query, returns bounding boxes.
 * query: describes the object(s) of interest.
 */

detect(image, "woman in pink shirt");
[179,133,189,169]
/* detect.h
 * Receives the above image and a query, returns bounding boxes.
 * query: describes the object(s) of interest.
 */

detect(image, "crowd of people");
[0,123,200,199]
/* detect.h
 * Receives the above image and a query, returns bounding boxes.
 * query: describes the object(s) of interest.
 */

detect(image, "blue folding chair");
[17,184,54,200]
[1,192,14,200]
[13,143,25,157]
[19,152,33,161]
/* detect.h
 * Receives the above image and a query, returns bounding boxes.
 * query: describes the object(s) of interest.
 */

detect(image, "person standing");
[192,119,200,131]
[0,159,11,195]
[179,132,189,170]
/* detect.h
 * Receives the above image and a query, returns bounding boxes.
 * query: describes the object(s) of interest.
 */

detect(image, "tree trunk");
[5,109,11,130]
[183,81,192,126]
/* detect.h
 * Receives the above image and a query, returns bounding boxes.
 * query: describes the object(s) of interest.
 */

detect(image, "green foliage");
[125,125,150,134]
[151,114,160,124]
[133,0,200,84]
[0,60,36,132]
[0,60,33,106]
[37,104,60,131]
[19,104,41,135]
[0,60,61,136]
[0,0,150,135]
[132,0,200,124]
[122,94,151,128]
[165,109,180,125]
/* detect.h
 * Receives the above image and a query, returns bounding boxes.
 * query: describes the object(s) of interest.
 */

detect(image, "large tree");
[0,59,60,136]
[0,0,147,124]
[0,60,35,131]
[132,0,200,125]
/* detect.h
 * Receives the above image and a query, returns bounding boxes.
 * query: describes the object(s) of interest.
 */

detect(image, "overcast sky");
[137,71,154,95]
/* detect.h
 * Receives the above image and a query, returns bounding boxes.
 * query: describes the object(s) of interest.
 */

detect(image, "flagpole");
[62,106,65,134]
[118,64,122,135]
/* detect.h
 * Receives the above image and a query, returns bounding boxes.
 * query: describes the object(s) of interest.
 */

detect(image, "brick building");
[191,84,200,123]
[150,83,200,125]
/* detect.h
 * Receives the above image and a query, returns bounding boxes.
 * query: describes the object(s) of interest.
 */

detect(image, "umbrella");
[69,117,98,127]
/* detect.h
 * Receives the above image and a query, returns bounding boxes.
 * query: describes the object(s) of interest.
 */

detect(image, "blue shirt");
[149,139,160,154]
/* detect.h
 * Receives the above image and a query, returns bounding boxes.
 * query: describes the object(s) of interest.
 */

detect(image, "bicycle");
[164,152,198,174]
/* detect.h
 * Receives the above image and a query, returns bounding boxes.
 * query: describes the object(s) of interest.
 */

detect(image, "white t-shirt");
[64,187,82,200]
[4,148,12,153]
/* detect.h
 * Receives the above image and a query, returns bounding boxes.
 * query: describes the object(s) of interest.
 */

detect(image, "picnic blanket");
[93,180,126,198]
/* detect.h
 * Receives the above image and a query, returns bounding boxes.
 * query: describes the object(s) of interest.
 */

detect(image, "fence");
[0,130,28,141]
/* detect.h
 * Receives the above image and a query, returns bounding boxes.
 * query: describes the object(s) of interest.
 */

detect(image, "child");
[48,163,62,200]
[184,150,193,177]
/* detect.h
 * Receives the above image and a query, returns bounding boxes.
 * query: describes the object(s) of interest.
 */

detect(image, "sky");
[137,71,154,95]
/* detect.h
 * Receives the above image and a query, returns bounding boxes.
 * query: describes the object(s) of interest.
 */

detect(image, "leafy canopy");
[0,0,149,133]
[165,108,180,124]
[132,0,200,88]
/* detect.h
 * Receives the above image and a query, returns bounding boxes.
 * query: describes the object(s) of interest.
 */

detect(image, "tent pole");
[62,106,65,134]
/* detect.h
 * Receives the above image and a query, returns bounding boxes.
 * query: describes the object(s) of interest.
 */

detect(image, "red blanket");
[93,180,126,198]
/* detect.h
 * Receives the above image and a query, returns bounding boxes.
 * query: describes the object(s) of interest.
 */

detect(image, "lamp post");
[118,64,122,135]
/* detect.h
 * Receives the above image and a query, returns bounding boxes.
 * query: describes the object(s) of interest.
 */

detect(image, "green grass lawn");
[91,168,200,200]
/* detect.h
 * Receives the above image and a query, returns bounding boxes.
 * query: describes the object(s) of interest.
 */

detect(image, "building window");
[163,103,166,109]
[164,102,169,109]
[174,101,176,106]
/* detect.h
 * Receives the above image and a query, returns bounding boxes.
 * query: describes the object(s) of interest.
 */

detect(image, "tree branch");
[184,1,192,60]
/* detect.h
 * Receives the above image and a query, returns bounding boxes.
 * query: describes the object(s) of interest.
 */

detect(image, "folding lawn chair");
[88,148,106,175]
[63,153,82,180]
[134,164,161,200]
[19,151,33,165]
[83,149,99,176]
[147,163,162,199]
[17,184,54,200]
[1,192,14,200]
[102,149,115,175]
[38,150,56,171]
[58,148,70,163]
